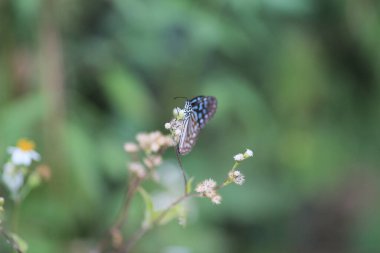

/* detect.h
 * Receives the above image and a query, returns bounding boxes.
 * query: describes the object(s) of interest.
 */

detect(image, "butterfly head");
[183,100,193,118]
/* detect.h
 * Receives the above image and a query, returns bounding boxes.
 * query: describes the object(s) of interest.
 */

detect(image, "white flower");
[174,129,181,136]
[195,179,216,193]
[124,142,139,153]
[244,149,254,158]
[165,117,184,145]
[143,155,162,169]
[195,179,222,204]
[234,174,245,185]
[8,139,40,166]
[136,131,174,153]
[2,163,24,195]
[233,153,244,162]
[173,107,185,120]
[128,162,146,178]
[211,194,222,205]
[228,170,245,185]
[234,149,254,161]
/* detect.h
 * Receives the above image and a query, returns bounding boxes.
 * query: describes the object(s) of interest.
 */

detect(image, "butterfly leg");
[175,146,188,195]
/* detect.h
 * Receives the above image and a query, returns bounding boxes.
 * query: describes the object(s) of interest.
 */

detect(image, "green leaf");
[186,177,194,194]
[11,233,28,252]
[137,187,154,225]
[27,171,42,189]
[101,66,154,127]
[154,204,184,226]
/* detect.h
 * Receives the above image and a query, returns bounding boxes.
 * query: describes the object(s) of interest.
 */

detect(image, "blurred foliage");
[1,0,380,252]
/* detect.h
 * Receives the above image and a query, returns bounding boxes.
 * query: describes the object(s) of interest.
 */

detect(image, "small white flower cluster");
[124,131,174,179]
[143,155,162,169]
[234,149,254,162]
[128,162,146,178]
[124,142,139,153]
[164,107,185,144]
[2,139,41,198]
[228,170,245,185]
[135,131,175,154]
[195,179,222,205]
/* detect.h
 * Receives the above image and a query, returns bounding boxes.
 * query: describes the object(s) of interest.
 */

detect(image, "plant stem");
[123,193,197,253]
[113,176,142,230]
[11,201,20,234]
[97,175,143,252]
[0,227,23,253]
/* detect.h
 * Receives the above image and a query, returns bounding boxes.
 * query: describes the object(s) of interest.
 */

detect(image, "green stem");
[123,193,198,252]
[231,162,240,171]
[0,227,23,253]
[11,201,20,234]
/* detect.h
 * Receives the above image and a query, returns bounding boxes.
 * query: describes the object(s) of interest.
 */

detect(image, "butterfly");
[178,96,217,155]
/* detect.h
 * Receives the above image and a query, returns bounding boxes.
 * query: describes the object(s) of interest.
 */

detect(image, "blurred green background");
[1,0,380,252]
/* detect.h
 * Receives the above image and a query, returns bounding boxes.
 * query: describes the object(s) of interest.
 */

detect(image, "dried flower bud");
[195,179,222,204]
[165,117,184,145]
[195,179,216,193]
[124,142,139,153]
[128,162,146,178]
[211,194,222,205]
[36,164,51,181]
[204,189,216,198]
[143,155,162,169]
[136,131,174,153]
[228,170,245,185]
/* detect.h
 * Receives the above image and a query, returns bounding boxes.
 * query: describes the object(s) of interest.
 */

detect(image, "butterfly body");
[178,96,217,155]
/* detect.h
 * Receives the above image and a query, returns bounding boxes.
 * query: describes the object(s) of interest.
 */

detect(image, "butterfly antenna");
[173,96,188,100]
[175,147,188,195]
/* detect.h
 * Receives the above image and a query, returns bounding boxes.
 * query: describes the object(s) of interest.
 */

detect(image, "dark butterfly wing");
[178,96,217,155]
[189,96,217,129]
[178,112,200,155]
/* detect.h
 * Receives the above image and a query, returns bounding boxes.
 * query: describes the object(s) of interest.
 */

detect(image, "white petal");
[234,153,244,161]
[29,150,41,161]
[244,149,254,157]
[11,150,32,166]
[2,163,24,194]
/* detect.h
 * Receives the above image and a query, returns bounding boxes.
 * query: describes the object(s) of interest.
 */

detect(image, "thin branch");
[123,193,198,253]
[0,227,23,253]
[113,176,142,230]
[97,175,143,252]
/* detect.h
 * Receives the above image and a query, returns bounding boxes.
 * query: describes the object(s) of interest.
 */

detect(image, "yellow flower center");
[17,139,35,151]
